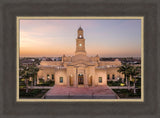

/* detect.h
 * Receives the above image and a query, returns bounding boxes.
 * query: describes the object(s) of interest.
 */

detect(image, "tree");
[20,64,39,93]
[23,66,30,93]
[129,66,141,93]
[28,65,39,86]
[117,63,133,89]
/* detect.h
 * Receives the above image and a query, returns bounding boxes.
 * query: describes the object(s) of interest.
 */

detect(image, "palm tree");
[118,64,131,85]
[23,67,30,93]
[30,65,39,86]
[129,66,141,93]
[118,63,134,90]
[27,65,39,86]
[117,64,126,83]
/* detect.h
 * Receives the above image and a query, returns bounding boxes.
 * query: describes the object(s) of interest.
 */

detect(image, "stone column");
[84,69,88,88]
[37,76,39,84]
[49,74,52,81]
[67,76,70,87]
[74,67,78,87]
[91,76,94,87]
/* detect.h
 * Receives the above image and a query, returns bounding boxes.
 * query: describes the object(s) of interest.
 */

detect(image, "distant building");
[21,60,33,66]
[37,27,123,87]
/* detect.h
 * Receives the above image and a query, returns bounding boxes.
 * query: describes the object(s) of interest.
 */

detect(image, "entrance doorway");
[78,74,84,85]
[88,76,92,86]
[69,76,73,86]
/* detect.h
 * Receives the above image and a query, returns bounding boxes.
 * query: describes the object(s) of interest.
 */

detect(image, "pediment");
[75,63,87,67]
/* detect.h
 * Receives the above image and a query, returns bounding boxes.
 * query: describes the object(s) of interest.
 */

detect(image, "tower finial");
[78,26,83,31]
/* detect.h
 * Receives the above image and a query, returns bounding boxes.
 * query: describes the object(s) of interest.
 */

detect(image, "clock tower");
[75,27,86,56]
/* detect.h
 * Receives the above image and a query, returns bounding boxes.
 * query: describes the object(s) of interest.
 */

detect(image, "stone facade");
[37,27,123,87]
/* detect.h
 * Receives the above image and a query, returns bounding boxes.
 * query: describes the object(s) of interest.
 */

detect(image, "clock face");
[79,35,82,38]
[79,44,82,46]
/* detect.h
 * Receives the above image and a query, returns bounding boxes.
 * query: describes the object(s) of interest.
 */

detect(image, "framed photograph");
[0,0,159,118]
[17,16,143,102]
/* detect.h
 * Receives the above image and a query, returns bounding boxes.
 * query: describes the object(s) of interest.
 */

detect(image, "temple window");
[107,74,110,80]
[99,77,102,83]
[52,74,54,80]
[47,74,49,80]
[112,74,115,79]
[60,77,63,83]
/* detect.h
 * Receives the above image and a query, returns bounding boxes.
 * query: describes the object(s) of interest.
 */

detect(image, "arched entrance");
[88,76,92,86]
[69,76,73,86]
[78,74,84,85]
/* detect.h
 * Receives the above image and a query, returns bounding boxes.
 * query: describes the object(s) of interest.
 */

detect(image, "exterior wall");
[66,66,77,87]
[40,61,62,66]
[86,66,96,86]
[55,69,67,86]
[72,55,90,62]
[63,56,72,62]
[99,59,121,66]
[90,56,100,62]
[95,69,107,86]
[37,67,56,83]
[106,67,124,81]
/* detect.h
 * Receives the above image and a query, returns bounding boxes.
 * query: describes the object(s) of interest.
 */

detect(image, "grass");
[113,89,141,98]
[107,79,125,86]
[107,78,141,87]
[19,89,49,98]
[36,80,55,86]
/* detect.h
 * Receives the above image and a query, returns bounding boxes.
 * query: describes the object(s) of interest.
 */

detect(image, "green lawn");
[19,89,49,98]
[113,89,141,98]
[36,80,55,86]
[107,78,141,87]
[107,81,124,86]
[107,79,126,86]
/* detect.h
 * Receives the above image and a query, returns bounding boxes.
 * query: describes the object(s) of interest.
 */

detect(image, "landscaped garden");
[19,63,54,98]
[109,63,141,98]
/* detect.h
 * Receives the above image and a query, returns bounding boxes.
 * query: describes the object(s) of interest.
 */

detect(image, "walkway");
[110,86,135,89]
[28,86,52,89]
[44,85,119,99]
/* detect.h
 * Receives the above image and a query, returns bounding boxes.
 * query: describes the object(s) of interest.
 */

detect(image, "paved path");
[44,85,119,99]
[109,86,135,89]
[28,86,135,90]
[28,86,52,89]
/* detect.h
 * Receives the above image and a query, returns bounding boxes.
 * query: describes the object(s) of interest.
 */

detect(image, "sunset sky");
[19,19,141,57]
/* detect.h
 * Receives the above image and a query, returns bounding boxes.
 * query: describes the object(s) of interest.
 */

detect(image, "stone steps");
[44,85,118,99]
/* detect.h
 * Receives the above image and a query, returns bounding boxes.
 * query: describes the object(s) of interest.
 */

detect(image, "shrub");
[39,78,44,84]
[120,83,125,86]
[19,89,49,98]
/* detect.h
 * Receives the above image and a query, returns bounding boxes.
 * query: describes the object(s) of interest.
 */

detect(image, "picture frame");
[0,0,159,118]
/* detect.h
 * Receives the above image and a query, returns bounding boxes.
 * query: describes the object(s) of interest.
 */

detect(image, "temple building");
[37,27,123,87]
